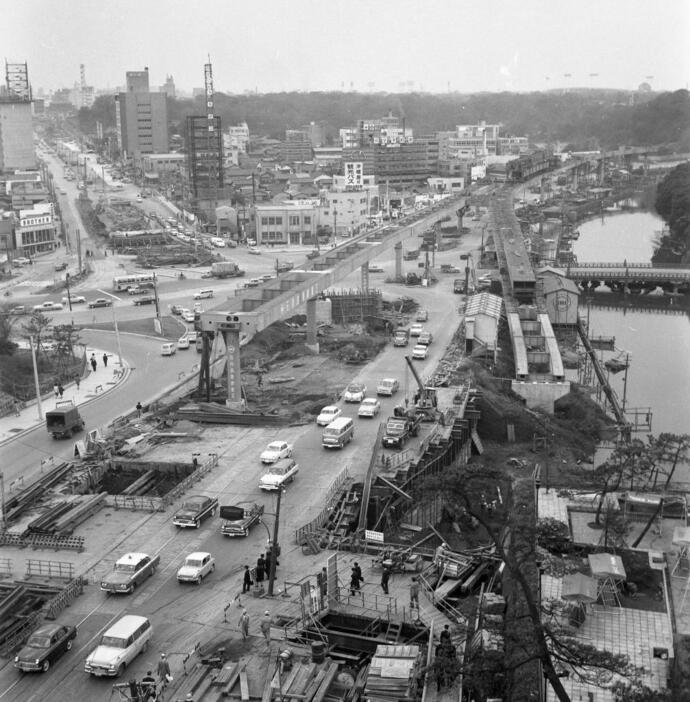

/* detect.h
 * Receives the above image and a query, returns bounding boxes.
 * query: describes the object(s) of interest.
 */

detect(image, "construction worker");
[409,576,420,610]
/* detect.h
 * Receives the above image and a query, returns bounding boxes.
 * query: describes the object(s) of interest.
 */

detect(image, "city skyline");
[2,0,689,96]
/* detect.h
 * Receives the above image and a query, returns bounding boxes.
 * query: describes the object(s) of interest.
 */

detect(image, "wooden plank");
[221,663,243,693]
[239,669,250,701]
[261,660,277,702]
[214,662,239,687]
[310,663,339,702]
[302,669,326,702]
[288,662,317,699]
[278,664,301,696]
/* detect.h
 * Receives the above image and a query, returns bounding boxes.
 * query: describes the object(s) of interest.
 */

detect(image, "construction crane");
[397,356,439,422]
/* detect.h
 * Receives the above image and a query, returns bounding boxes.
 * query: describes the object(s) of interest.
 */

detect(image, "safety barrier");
[0,611,41,658]
[0,558,12,579]
[161,454,219,508]
[26,559,75,580]
[294,467,351,545]
[107,494,165,512]
[42,576,85,620]
[0,532,85,552]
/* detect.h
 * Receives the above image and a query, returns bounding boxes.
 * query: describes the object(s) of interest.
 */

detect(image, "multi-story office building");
[15,202,57,255]
[0,62,34,171]
[115,68,168,160]
[186,115,224,199]
[254,201,317,246]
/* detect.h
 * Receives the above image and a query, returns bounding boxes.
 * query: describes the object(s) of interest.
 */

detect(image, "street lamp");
[265,487,284,597]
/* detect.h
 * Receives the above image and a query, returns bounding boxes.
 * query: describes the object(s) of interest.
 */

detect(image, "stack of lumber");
[262,660,340,702]
[364,645,421,702]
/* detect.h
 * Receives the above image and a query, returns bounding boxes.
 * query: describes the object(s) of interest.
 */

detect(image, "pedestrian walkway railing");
[107,494,165,512]
[26,559,75,580]
[294,467,351,546]
[161,454,219,507]
[0,558,12,579]
[43,576,84,620]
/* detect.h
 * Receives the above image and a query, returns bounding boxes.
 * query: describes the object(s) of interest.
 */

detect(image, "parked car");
[14,624,77,673]
[177,552,216,584]
[412,344,428,360]
[260,440,293,464]
[9,306,26,315]
[247,246,261,255]
[173,495,218,528]
[33,301,63,312]
[343,382,367,403]
[88,298,113,309]
[100,552,160,595]
[54,262,68,272]
[358,398,381,418]
[367,263,384,273]
[13,257,31,267]
[259,457,299,491]
[62,295,86,305]
[409,323,423,337]
[316,405,342,427]
[376,378,400,396]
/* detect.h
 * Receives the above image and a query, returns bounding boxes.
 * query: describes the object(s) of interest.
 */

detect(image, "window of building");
[261,217,269,225]
[289,215,300,226]
[304,216,311,224]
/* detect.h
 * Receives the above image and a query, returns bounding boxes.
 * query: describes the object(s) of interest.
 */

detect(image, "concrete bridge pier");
[394,242,403,279]
[223,328,244,410]
[305,297,319,353]
[360,264,370,291]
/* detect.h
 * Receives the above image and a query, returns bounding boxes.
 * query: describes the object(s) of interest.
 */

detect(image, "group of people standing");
[242,551,279,593]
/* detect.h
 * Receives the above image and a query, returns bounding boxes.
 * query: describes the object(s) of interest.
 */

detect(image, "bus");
[113,273,156,292]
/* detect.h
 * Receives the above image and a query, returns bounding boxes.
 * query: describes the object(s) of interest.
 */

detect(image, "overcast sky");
[3,0,689,95]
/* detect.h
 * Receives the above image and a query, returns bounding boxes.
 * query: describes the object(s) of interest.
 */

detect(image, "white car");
[418,331,433,346]
[260,440,293,464]
[376,378,400,396]
[247,246,261,255]
[176,552,215,584]
[367,263,384,273]
[259,458,299,491]
[358,398,381,418]
[33,301,63,312]
[317,405,342,426]
[343,382,367,403]
[412,344,428,360]
[62,295,86,305]
[193,289,214,300]
[187,331,198,342]
[177,336,190,350]
[181,309,195,323]
[410,323,424,337]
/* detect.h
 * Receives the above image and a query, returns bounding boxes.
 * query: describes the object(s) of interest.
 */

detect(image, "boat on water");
[604,351,630,374]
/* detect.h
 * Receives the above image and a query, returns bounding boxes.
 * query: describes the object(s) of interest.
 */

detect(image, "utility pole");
[111,303,123,366]
[267,488,283,596]
[28,336,43,421]
[0,473,5,531]
[332,208,337,248]
[76,229,83,274]
[153,273,161,322]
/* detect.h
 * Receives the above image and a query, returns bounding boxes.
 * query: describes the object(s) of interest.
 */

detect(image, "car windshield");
[266,443,283,451]
[27,635,51,648]
[182,500,203,510]
[362,400,377,406]
[185,558,203,568]
[347,384,364,392]
[322,408,337,415]
[269,466,288,475]
[100,636,127,648]
[381,381,394,387]
[115,562,137,573]
[387,421,406,435]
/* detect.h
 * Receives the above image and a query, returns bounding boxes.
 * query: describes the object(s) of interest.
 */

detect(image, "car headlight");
[101,582,107,588]
[35,658,40,665]
[13,656,18,663]
[119,583,127,590]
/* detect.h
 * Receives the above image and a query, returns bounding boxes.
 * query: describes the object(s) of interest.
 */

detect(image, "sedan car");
[177,552,215,584]
[54,262,68,272]
[247,246,261,255]
[14,624,77,672]
[173,495,218,528]
[181,309,195,323]
[412,344,428,360]
[367,263,384,273]
[316,405,342,427]
[170,304,184,315]
[343,382,367,403]
[62,295,86,305]
[418,331,433,346]
[177,336,190,350]
[260,440,293,464]
[32,301,63,312]
[376,378,400,396]
[358,397,381,418]
[409,323,424,337]
[88,298,113,309]
[415,309,429,322]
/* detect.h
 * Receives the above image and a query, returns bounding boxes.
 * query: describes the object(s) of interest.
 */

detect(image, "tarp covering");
[562,573,598,603]
[588,553,626,581]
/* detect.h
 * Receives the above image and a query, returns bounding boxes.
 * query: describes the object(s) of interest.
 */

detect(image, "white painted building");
[255,201,318,246]
[16,202,58,255]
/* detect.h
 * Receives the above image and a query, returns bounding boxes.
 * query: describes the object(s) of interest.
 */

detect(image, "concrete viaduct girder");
[199,196,464,405]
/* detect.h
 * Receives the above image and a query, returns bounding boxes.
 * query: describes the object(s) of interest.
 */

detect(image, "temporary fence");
[294,467,351,546]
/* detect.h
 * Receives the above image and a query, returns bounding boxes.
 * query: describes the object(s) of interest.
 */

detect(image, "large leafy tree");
[0,303,20,355]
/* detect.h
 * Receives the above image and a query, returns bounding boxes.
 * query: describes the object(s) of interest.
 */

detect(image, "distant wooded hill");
[78,89,689,152]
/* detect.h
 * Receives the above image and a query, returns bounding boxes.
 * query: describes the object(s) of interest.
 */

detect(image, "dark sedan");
[88,298,113,309]
[173,495,218,528]
[14,624,77,672]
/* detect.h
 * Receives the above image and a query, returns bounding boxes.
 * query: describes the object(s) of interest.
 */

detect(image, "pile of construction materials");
[363,644,422,702]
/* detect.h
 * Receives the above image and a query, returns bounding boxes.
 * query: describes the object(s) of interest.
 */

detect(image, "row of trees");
[653,162,690,263]
[75,89,690,153]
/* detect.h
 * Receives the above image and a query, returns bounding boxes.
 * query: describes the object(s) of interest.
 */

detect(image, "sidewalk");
[0,347,131,446]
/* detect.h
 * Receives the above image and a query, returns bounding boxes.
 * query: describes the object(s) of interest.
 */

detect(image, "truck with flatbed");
[393,328,409,347]
[210,261,245,278]
[220,503,265,537]
[46,402,85,439]
[382,413,421,449]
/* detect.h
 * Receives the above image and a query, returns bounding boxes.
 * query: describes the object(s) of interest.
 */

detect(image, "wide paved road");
[1,330,196,486]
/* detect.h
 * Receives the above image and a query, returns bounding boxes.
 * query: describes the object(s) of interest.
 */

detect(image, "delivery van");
[84,615,152,677]
[322,417,354,449]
